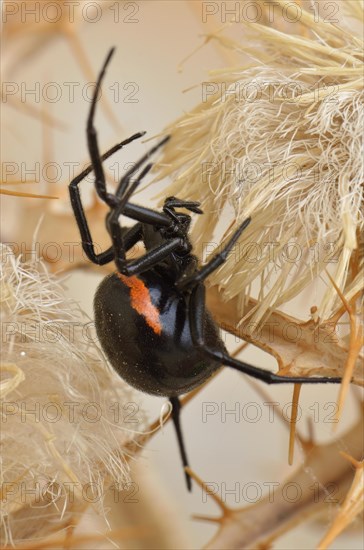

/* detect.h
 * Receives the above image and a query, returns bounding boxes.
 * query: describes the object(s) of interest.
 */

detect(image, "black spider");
[69,48,341,491]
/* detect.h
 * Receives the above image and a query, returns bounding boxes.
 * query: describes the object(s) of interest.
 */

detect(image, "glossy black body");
[94,271,223,397]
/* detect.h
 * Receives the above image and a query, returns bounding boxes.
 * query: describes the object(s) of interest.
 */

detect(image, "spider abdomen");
[94,272,223,396]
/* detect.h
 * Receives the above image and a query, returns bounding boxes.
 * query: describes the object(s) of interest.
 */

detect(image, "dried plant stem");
[196,414,364,549]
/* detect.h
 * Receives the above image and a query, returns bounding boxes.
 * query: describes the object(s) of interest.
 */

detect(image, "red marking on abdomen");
[117,273,162,335]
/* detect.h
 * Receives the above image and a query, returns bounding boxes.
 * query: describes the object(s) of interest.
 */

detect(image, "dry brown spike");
[288,383,302,465]
[318,453,364,550]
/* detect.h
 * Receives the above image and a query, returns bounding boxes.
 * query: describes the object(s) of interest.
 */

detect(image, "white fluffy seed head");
[0,245,147,544]
[155,2,364,324]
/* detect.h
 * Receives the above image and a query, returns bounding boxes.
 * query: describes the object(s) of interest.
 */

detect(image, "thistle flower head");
[155,0,364,325]
[0,245,146,544]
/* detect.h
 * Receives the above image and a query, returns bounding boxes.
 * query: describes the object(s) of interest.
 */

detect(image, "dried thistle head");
[0,245,147,545]
[155,0,364,327]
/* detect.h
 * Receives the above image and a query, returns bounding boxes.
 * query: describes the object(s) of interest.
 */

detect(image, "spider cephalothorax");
[69,48,342,491]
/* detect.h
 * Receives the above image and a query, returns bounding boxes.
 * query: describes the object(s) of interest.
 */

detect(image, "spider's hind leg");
[169,396,192,491]
[189,284,342,385]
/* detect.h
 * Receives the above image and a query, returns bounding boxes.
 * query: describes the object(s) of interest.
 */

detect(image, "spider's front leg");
[86,47,168,208]
[69,137,143,265]
[189,284,342,385]
[86,48,124,208]
[70,47,169,267]
[69,49,146,265]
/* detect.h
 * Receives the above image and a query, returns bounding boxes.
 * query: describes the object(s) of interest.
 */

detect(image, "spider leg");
[123,203,172,227]
[189,284,342,385]
[115,138,173,227]
[71,44,171,264]
[163,198,203,214]
[69,138,144,265]
[114,236,182,276]
[115,135,170,199]
[87,48,145,207]
[87,48,118,207]
[170,396,192,491]
[177,217,251,290]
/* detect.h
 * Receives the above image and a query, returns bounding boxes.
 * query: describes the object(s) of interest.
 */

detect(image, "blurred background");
[1,1,362,548]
